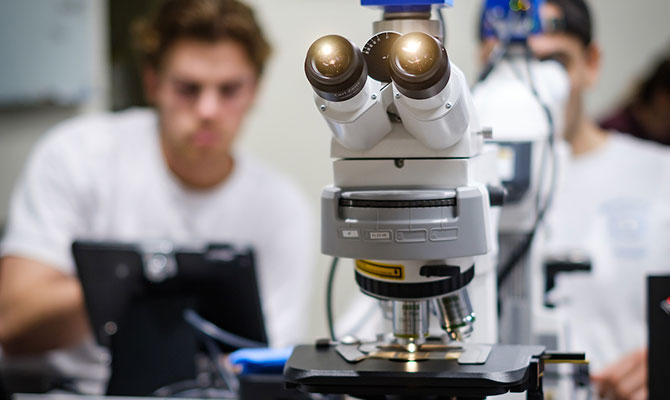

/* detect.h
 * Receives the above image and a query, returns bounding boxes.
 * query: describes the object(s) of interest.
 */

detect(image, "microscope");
[472,1,596,397]
[473,0,574,355]
[284,1,583,398]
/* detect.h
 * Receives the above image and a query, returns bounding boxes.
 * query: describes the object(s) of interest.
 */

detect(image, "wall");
[588,0,670,116]
[0,0,109,227]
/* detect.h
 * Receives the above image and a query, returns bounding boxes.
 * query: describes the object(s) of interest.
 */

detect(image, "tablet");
[72,240,267,395]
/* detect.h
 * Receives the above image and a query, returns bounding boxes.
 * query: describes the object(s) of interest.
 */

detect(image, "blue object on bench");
[229,347,294,375]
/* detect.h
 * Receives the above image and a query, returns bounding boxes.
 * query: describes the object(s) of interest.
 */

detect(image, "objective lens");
[434,288,475,342]
[389,32,450,100]
[392,300,429,345]
[305,35,367,102]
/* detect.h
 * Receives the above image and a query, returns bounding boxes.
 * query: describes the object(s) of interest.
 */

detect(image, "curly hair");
[546,0,593,47]
[132,0,272,76]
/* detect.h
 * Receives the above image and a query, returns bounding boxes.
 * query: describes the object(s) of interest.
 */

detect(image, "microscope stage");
[284,343,545,398]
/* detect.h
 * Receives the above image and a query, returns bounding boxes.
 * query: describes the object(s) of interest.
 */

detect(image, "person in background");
[480,1,670,399]
[600,55,670,146]
[0,0,314,394]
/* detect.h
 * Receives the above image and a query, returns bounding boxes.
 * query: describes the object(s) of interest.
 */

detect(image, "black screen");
[648,275,670,399]
[72,240,267,395]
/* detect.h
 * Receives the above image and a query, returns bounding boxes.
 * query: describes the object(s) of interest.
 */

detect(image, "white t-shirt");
[545,132,670,372]
[0,108,315,393]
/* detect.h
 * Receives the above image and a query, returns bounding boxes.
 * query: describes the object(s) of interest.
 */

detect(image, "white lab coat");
[544,132,670,372]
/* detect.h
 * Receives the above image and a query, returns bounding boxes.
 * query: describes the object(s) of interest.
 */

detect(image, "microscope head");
[305,30,480,154]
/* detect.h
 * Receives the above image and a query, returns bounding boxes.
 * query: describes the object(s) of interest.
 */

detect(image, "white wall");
[587,0,670,116]
[0,0,108,227]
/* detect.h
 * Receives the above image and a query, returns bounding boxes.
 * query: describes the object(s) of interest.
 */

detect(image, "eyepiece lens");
[305,34,367,102]
[310,36,353,78]
[388,32,450,99]
[394,33,440,76]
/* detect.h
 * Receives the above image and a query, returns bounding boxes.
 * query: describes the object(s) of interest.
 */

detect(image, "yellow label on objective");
[355,259,404,280]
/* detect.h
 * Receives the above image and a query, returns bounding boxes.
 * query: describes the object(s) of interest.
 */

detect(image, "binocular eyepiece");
[305,32,450,102]
[305,31,471,151]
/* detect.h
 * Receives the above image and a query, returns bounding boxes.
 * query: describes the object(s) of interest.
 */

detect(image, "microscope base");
[284,343,546,399]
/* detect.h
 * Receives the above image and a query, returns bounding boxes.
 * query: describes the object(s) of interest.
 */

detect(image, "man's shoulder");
[607,131,670,160]
[230,153,315,242]
[604,132,670,184]
[235,153,312,208]
[22,108,158,182]
[592,132,670,174]
[44,108,155,142]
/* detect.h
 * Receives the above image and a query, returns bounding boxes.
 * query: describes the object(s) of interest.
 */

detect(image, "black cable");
[477,9,514,83]
[183,308,266,349]
[437,7,447,45]
[326,257,339,341]
[474,24,552,289]
[524,46,558,221]
[496,43,559,288]
[478,40,510,83]
[200,333,239,395]
[178,309,247,398]
[152,379,205,397]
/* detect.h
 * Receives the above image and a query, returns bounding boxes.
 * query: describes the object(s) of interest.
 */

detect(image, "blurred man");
[480,1,670,399]
[0,0,313,393]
